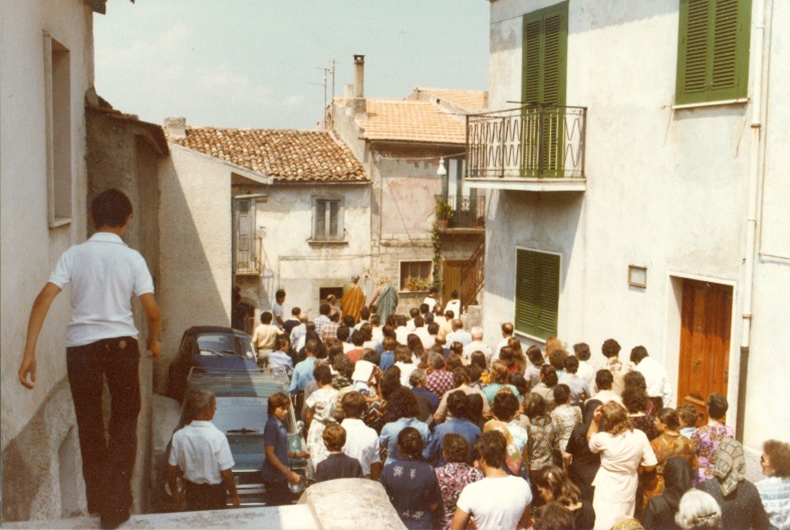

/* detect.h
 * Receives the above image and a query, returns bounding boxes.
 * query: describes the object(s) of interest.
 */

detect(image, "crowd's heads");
[305,339,319,357]
[474,430,507,469]
[489,361,509,384]
[622,386,648,414]
[319,303,330,316]
[470,326,483,340]
[601,338,621,358]
[275,335,290,352]
[267,391,291,415]
[442,433,470,464]
[409,307,420,319]
[491,391,519,422]
[532,502,576,530]
[427,322,440,336]
[394,344,412,364]
[498,347,514,366]
[469,351,487,371]
[527,345,545,366]
[314,363,333,386]
[564,355,579,374]
[524,392,546,419]
[762,439,790,478]
[656,407,681,431]
[630,345,649,364]
[342,315,355,328]
[449,341,464,357]
[553,384,571,406]
[382,336,397,352]
[380,366,402,399]
[341,391,368,419]
[291,307,301,317]
[534,466,581,508]
[600,402,633,435]
[419,303,430,315]
[446,354,464,372]
[322,423,346,452]
[451,318,463,330]
[446,390,470,420]
[445,310,455,320]
[389,388,420,420]
[451,289,459,299]
[362,348,380,366]
[573,342,591,361]
[260,311,273,324]
[332,353,354,378]
[678,405,699,430]
[675,489,722,530]
[549,349,568,372]
[183,389,216,424]
[595,369,614,391]
[407,334,424,357]
[706,393,729,420]
[429,352,446,371]
[409,368,427,388]
[501,322,514,336]
[624,370,647,391]
[540,364,559,387]
[452,366,471,387]
[91,188,133,229]
[275,289,286,302]
[397,426,424,458]
[359,307,371,321]
[428,286,439,297]
[509,372,529,396]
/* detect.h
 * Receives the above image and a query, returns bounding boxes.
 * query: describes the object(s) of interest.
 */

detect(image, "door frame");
[665,272,740,427]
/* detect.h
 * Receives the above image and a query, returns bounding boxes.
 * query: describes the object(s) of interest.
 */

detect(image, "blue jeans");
[67,337,140,518]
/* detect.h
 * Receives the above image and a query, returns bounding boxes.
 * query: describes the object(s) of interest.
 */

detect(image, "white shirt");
[168,420,235,485]
[635,356,674,407]
[445,300,461,318]
[456,475,532,530]
[446,329,472,347]
[395,326,410,345]
[463,340,493,365]
[494,337,511,361]
[413,327,432,348]
[422,296,437,308]
[272,301,285,328]
[590,389,623,406]
[49,232,154,347]
[576,359,597,397]
[340,418,381,476]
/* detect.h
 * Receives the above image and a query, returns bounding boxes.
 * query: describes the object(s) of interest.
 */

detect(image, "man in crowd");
[446,319,472,348]
[314,303,332,337]
[631,345,673,409]
[463,326,493,365]
[252,311,282,368]
[272,289,286,329]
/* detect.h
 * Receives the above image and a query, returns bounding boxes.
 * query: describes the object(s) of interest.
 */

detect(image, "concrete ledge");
[306,479,405,530]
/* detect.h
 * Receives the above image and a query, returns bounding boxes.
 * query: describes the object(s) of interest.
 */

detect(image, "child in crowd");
[677,404,699,439]
[261,392,310,506]
[315,424,363,482]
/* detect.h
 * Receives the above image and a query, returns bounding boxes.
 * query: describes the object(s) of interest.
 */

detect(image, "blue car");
[166,326,258,402]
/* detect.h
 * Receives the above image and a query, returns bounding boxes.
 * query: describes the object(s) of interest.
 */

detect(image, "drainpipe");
[736,0,770,442]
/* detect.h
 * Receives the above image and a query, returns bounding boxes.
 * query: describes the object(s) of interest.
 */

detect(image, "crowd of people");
[209,284,790,530]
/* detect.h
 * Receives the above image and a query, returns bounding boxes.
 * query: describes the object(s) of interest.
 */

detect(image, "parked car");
[154,367,313,511]
[166,326,258,402]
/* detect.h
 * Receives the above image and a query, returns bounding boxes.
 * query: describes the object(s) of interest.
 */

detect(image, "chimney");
[352,54,367,117]
[164,117,186,138]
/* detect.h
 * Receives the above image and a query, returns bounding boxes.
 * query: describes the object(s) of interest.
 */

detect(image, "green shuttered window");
[676,0,751,105]
[522,2,568,106]
[515,249,560,340]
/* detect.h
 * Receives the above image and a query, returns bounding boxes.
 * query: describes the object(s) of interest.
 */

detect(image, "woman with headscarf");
[566,399,602,504]
[642,457,693,530]
[696,438,771,530]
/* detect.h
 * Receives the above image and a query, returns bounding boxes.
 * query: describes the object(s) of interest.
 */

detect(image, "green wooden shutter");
[515,249,560,340]
[521,2,567,106]
[676,0,751,105]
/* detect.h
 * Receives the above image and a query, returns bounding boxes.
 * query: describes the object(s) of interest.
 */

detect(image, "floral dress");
[435,462,484,530]
[639,432,697,513]
[551,403,582,451]
[690,424,734,484]
[305,385,339,468]
[527,415,560,471]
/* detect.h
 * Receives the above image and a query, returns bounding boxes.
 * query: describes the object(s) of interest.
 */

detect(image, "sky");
[94,1,490,130]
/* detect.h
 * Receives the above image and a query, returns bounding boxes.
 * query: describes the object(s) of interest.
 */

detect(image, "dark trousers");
[185,481,227,511]
[66,337,141,518]
[264,479,294,506]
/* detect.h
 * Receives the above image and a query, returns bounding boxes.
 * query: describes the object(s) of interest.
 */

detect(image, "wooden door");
[677,279,733,421]
[442,260,466,308]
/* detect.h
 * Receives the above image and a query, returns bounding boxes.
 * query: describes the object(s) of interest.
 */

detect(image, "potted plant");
[435,201,454,229]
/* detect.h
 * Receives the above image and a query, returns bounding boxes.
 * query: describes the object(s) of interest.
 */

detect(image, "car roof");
[186,326,252,338]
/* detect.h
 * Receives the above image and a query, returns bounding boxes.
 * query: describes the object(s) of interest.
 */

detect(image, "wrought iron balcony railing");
[466,104,586,180]
[435,194,486,229]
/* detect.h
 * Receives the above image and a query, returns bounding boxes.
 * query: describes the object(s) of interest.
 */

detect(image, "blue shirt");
[268,350,293,371]
[434,418,481,465]
[412,387,439,413]
[261,416,289,483]
[380,417,436,466]
[380,351,395,372]
[289,356,316,394]
[381,457,442,530]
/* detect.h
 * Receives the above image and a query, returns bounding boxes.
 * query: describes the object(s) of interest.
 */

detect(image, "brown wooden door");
[442,260,466,307]
[678,279,733,422]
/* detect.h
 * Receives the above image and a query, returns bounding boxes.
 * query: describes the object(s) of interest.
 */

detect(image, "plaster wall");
[158,146,232,392]
[241,182,372,320]
[1,0,94,521]
[481,0,787,445]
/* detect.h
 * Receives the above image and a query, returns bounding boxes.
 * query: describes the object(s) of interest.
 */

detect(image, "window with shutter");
[515,249,560,340]
[312,197,345,241]
[675,0,751,105]
[521,2,568,177]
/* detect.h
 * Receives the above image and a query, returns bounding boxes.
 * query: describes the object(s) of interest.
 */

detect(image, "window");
[675,0,751,105]
[44,32,72,227]
[515,249,560,340]
[400,261,432,292]
[312,197,344,241]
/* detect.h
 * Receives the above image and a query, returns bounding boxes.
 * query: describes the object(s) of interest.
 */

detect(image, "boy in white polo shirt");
[18,188,162,529]
[168,389,239,510]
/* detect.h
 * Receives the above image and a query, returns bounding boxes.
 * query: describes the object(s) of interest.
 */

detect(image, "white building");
[474,0,789,459]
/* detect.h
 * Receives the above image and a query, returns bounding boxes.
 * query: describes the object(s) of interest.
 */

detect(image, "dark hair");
[389,388,420,420]
[409,308,420,318]
[419,303,430,314]
[407,334,425,357]
[524,392,546,419]
[370,314,380,326]
[601,338,621,358]
[341,391,368,418]
[563,355,579,374]
[509,372,529,395]
[763,439,790,478]
[275,335,290,351]
[445,310,455,319]
[359,307,370,320]
[275,289,286,300]
[452,366,471,387]
[499,346,514,365]
[449,341,464,356]
[322,423,346,451]
[267,392,290,415]
[527,345,544,366]
[677,405,699,429]
[533,502,576,530]
[292,307,302,316]
[413,316,425,328]
[429,286,438,295]
[467,393,484,424]
[342,315,355,328]
[380,367,402,400]
[382,336,397,352]
[352,332,366,347]
[332,353,353,378]
[337,326,350,341]
[656,407,681,431]
[595,369,614,390]
[427,322,439,335]
[540,364,558,387]
[446,354,464,372]
[490,361,509,384]
[474,430,507,469]
[553,384,571,405]
[314,364,333,386]
[535,466,582,508]
[443,433,470,464]
[394,344,413,364]
[451,289,459,299]
[706,393,728,420]
[622,386,648,414]
[319,303,331,316]
[260,311,273,324]
[469,351,487,371]
[91,188,133,229]
[397,427,424,458]
[624,370,647,390]
[573,342,591,361]
[446,390,470,419]
[501,322,514,335]
[491,392,519,422]
[362,348,380,366]
[549,349,567,372]
[630,345,649,364]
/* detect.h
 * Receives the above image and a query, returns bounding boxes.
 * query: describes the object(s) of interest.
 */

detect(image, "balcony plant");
[435,201,454,229]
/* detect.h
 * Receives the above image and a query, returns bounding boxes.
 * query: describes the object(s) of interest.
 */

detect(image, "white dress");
[588,429,657,530]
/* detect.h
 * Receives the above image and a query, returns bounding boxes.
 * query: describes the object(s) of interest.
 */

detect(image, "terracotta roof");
[168,128,367,182]
[358,99,467,145]
[413,88,489,112]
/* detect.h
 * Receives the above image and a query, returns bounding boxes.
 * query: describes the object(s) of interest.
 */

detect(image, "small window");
[44,32,72,227]
[400,260,433,292]
[515,248,560,340]
[675,0,751,105]
[312,197,344,241]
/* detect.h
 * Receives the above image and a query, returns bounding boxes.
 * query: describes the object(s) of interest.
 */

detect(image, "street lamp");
[438,157,448,201]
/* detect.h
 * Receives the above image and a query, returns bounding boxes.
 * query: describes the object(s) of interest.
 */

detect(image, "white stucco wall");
[157,145,233,391]
[482,0,789,447]
[248,182,372,320]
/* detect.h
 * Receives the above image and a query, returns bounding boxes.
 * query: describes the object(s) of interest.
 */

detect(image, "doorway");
[442,260,466,308]
[677,279,733,421]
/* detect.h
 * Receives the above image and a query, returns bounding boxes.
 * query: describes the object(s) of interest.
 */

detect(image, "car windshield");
[196,333,254,357]
[213,396,270,433]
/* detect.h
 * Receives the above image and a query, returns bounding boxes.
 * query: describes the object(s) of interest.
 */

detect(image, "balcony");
[465,104,587,192]
[235,236,263,276]
[435,194,486,231]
